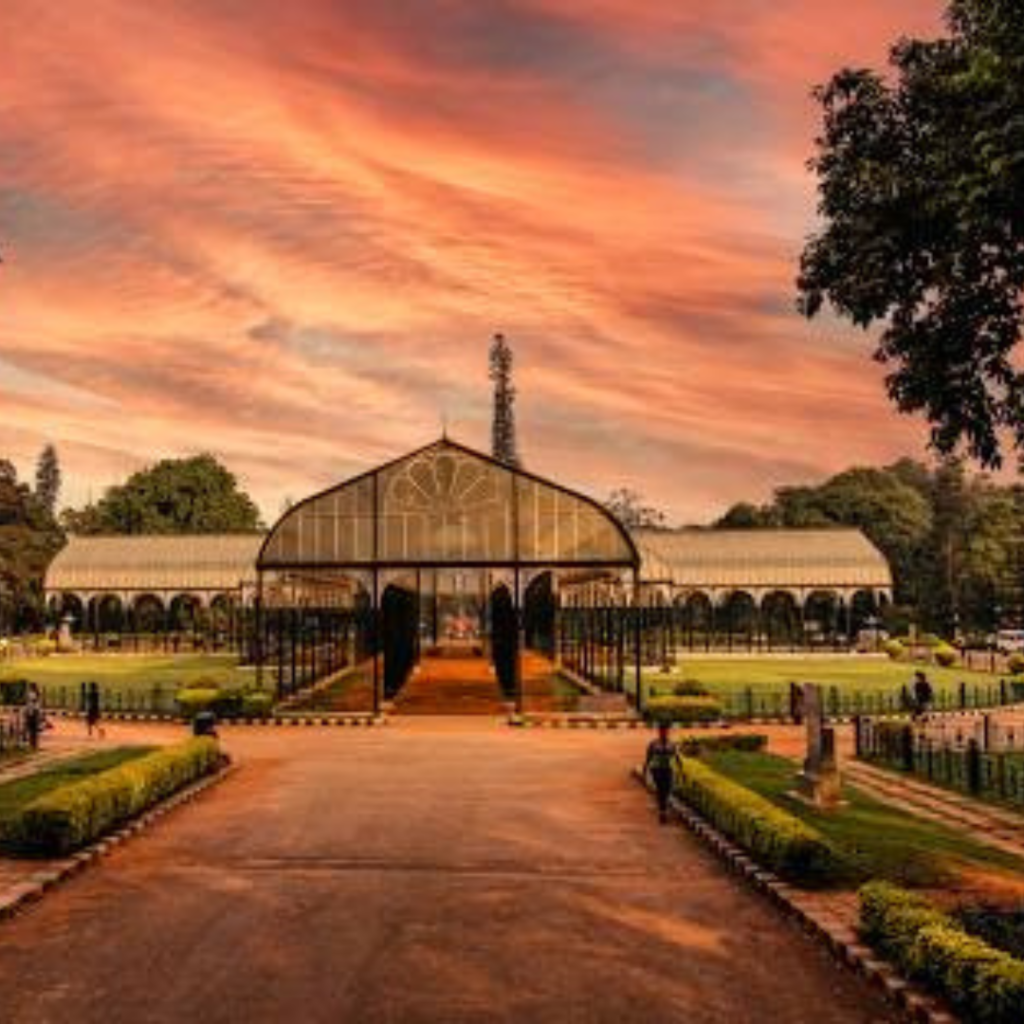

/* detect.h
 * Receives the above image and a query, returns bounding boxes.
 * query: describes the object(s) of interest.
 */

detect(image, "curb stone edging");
[631,768,956,1024]
[0,761,238,924]
[47,710,387,728]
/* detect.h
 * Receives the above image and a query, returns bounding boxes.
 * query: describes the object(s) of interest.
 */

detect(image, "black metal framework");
[256,438,641,712]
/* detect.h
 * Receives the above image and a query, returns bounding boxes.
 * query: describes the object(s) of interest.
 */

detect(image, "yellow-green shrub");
[7,738,221,855]
[882,639,906,660]
[645,695,722,725]
[674,756,840,883]
[859,882,1024,1023]
[933,643,958,667]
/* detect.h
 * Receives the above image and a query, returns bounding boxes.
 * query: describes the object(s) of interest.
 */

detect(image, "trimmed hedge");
[176,687,274,720]
[859,881,1024,1023]
[7,738,221,856]
[674,755,839,883]
[678,733,767,757]
[645,695,722,725]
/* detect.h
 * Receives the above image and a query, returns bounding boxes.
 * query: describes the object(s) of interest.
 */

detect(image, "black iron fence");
[688,679,1023,722]
[856,714,1024,807]
[0,712,29,755]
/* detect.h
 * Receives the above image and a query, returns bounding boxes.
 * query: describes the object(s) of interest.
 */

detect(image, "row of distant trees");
[0,449,262,630]
[608,455,1024,640]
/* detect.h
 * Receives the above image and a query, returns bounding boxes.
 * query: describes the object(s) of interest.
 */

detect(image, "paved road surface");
[0,721,892,1023]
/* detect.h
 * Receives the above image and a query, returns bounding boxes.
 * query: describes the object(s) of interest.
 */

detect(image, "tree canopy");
[604,488,669,530]
[62,454,263,536]
[714,456,1024,635]
[0,458,63,631]
[798,0,1024,467]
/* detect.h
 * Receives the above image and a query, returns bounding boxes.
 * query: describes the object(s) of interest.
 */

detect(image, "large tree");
[0,459,63,631]
[62,454,262,535]
[798,0,1024,467]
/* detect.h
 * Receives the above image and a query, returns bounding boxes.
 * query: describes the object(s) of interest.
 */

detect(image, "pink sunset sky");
[0,0,946,524]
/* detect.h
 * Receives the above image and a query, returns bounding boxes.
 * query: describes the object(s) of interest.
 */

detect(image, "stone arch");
[132,593,166,633]
[761,590,801,649]
[804,589,841,649]
[679,591,714,650]
[718,590,757,650]
[168,593,202,632]
[849,589,879,635]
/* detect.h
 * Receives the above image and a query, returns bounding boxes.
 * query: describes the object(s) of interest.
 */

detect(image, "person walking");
[23,683,44,751]
[85,681,105,739]
[912,670,934,719]
[644,723,677,825]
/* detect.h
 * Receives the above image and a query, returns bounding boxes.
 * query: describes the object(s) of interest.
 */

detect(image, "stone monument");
[57,614,75,653]
[791,683,844,810]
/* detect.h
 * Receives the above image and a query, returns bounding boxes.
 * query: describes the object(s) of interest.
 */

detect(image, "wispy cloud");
[0,0,943,520]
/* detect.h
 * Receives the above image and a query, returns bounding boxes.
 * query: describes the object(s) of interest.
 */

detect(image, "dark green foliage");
[34,444,61,516]
[0,458,63,630]
[958,905,1024,962]
[674,755,840,883]
[714,455,1024,634]
[6,738,220,855]
[672,679,710,697]
[677,733,767,757]
[798,1,1024,469]
[489,333,520,467]
[62,454,262,535]
[859,882,1024,1023]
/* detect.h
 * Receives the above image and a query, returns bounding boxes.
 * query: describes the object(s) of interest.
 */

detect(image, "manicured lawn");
[643,656,1012,709]
[703,750,1024,888]
[0,747,154,840]
[0,654,258,708]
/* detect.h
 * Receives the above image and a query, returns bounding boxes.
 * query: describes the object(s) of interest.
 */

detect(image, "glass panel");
[259,440,636,568]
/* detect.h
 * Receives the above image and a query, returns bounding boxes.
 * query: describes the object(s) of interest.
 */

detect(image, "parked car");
[995,629,1024,654]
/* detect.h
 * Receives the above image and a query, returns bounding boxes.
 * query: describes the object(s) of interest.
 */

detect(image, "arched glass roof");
[258,439,638,570]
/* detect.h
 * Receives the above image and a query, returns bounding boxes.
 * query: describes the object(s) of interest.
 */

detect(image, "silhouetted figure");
[912,670,934,719]
[644,724,677,824]
[85,681,105,739]
[24,683,43,751]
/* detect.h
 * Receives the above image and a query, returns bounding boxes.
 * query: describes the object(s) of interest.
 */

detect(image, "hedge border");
[0,760,236,926]
[632,768,956,1024]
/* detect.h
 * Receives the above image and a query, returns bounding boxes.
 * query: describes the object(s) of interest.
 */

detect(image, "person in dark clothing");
[644,723,677,824]
[912,670,934,718]
[85,681,105,739]
[24,683,43,751]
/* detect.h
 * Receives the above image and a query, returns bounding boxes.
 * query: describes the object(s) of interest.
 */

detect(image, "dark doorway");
[523,572,555,655]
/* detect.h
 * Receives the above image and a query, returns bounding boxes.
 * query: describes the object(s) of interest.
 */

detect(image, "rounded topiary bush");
[241,691,274,718]
[934,644,958,668]
[673,679,710,697]
[882,639,906,661]
[645,695,722,725]
[175,687,221,718]
[1007,653,1024,676]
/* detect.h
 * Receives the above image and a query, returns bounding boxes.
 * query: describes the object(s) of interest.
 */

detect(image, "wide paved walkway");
[0,721,892,1023]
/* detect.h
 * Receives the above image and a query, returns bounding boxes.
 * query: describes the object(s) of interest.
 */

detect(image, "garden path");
[0,719,894,1024]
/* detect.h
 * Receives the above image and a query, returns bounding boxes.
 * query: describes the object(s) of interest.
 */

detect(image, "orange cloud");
[0,0,943,521]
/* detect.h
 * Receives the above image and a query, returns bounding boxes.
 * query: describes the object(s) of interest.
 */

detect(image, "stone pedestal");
[789,683,845,811]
